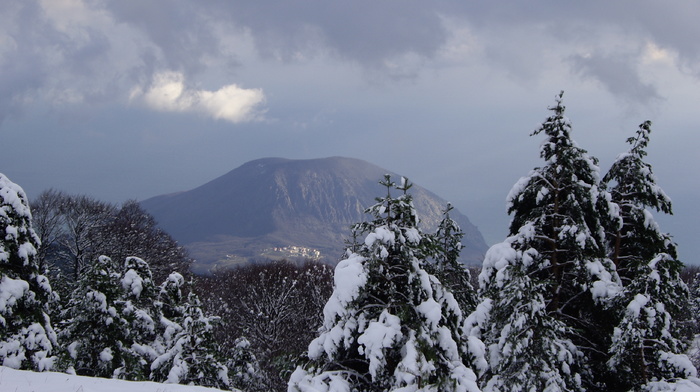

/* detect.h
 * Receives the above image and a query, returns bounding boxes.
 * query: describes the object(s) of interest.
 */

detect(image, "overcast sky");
[1,1,698,264]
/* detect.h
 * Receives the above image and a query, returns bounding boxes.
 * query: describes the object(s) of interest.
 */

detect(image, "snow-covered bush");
[150,291,230,389]
[58,255,143,379]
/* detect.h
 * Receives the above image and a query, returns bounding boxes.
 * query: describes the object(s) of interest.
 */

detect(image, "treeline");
[0,182,256,389]
[0,183,337,391]
[30,190,191,286]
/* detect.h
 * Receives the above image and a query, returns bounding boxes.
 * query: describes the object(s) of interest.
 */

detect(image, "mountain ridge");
[141,157,488,273]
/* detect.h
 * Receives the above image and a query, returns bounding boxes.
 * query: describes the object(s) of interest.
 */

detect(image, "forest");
[2,93,700,392]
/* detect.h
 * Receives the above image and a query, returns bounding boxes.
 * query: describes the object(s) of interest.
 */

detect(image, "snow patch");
[357,310,402,378]
[0,366,234,392]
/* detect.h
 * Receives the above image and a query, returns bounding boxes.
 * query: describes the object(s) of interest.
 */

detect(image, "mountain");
[141,157,488,273]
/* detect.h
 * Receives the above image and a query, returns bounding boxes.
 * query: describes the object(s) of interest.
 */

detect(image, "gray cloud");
[0,1,51,121]
[105,1,224,75]
[5,0,700,122]
[568,51,662,105]
[209,1,449,65]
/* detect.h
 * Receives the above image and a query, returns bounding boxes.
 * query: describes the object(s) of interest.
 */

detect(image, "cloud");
[568,51,662,105]
[131,71,266,123]
[103,0,453,78]
[105,1,224,74]
[4,0,700,124]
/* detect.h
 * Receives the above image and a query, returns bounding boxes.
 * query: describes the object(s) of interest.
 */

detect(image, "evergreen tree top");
[506,92,608,255]
[351,175,422,256]
[0,173,35,222]
[1,173,41,270]
[121,257,155,302]
[602,121,672,215]
[532,91,576,161]
[626,120,652,158]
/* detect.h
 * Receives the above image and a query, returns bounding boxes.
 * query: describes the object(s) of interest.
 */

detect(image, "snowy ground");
[0,366,236,392]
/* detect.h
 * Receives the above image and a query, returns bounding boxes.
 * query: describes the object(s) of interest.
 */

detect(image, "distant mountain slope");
[141,157,487,273]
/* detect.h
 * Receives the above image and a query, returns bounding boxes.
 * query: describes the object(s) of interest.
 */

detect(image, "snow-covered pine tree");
[478,92,620,391]
[150,272,186,380]
[120,256,159,378]
[427,203,478,316]
[602,121,675,280]
[59,255,142,379]
[121,257,157,309]
[289,175,482,392]
[478,238,584,392]
[0,173,58,371]
[480,240,583,392]
[150,287,229,389]
[607,255,698,392]
[154,271,187,325]
[225,336,265,392]
[687,275,700,369]
[602,121,698,391]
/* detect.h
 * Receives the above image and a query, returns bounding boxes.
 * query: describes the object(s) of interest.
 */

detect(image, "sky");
[1,1,698,264]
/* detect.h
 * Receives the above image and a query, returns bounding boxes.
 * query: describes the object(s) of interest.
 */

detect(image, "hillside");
[141,157,488,273]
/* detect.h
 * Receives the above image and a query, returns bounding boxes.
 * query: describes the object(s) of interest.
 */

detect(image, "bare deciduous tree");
[198,260,333,392]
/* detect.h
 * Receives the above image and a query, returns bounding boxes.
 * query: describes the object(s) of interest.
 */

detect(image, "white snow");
[324,254,367,320]
[626,294,649,318]
[288,367,351,392]
[5,225,18,239]
[356,310,402,378]
[0,174,34,220]
[0,366,235,392]
[417,297,441,329]
[122,268,145,298]
[478,241,517,290]
[586,259,620,301]
[536,186,549,204]
[0,276,29,319]
[17,242,36,265]
[307,253,368,360]
[403,227,421,244]
[99,347,113,362]
[659,352,698,378]
[365,226,395,247]
[642,379,700,392]
[505,175,532,210]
